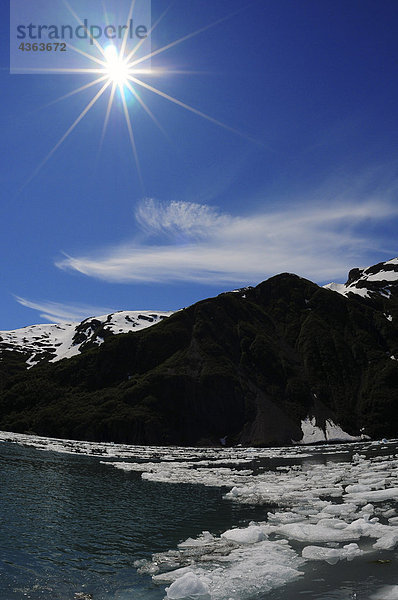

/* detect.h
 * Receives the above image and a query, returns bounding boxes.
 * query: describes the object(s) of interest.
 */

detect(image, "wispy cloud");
[135,198,228,238]
[15,296,117,323]
[55,193,398,286]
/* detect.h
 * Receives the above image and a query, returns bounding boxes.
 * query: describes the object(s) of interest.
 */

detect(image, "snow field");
[0,310,173,367]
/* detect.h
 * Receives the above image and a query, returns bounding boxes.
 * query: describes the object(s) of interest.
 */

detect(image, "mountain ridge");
[324,257,398,299]
[0,310,174,368]
[0,258,397,447]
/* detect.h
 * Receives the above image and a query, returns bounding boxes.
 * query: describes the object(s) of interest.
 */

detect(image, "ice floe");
[165,572,211,600]
[301,542,362,564]
[371,585,398,600]
[136,531,304,600]
[2,431,398,599]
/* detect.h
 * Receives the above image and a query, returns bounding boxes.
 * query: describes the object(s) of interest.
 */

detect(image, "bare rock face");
[346,267,365,285]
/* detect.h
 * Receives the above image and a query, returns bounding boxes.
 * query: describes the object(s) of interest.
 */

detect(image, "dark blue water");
[0,442,264,600]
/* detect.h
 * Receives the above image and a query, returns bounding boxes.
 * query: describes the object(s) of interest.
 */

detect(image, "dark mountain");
[1,259,397,446]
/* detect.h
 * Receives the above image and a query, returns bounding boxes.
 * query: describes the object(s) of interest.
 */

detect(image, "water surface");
[0,441,263,600]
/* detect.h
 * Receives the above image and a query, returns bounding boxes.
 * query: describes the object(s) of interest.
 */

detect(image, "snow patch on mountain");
[0,310,174,368]
[297,417,364,445]
[325,257,398,298]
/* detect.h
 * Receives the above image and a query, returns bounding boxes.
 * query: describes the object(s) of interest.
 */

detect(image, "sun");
[103,45,130,87]
[26,0,256,193]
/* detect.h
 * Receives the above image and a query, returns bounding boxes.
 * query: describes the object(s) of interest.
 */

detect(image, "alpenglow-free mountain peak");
[0,256,397,446]
[325,257,398,299]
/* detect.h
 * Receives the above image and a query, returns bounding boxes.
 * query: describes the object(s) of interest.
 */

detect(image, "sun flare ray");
[65,42,107,68]
[99,82,117,152]
[125,3,174,64]
[120,88,144,190]
[62,0,107,59]
[127,7,249,69]
[22,81,111,190]
[128,76,260,143]
[124,80,168,138]
[120,0,137,59]
[44,76,109,110]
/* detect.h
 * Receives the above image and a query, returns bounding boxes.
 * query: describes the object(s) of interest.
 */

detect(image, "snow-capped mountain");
[324,257,398,299]
[0,310,174,368]
[1,257,397,447]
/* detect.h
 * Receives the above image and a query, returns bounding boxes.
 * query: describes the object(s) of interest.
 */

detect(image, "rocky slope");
[0,259,397,446]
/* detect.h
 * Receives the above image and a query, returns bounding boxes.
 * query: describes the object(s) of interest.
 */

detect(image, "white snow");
[298,417,327,444]
[0,310,174,368]
[366,270,398,282]
[324,283,370,298]
[324,258,398,298]
[298,417,362,444]
[323,282,348,294]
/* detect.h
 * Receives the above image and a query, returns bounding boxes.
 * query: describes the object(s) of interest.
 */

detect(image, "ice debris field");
[1,431,398,600]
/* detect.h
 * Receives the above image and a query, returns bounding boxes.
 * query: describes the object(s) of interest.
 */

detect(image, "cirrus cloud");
[55,195,398,286]
[14,296,117,323]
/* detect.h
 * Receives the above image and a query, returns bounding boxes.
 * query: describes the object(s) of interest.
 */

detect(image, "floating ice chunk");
[275,522,360,543]
[373,530,398,550]
[344,487,398,504]
[341,542,363,560]
[144,532,304,600]
[166,572,211,600]
[267,512,306,524]
[319,503,358,518]
[221,525,267,544]
[154,567,195,584]
[316,518,349,530]
[370,585,398,599]
[345,484,372,493]
[345,517,394,542]
[178,532,215,549]
[302,543,362,565]
[388,516,398,525]
[346,480,386,493]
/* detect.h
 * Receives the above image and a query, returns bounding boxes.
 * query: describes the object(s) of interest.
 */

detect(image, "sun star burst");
[103,45,130,87]
[24,0,256,192]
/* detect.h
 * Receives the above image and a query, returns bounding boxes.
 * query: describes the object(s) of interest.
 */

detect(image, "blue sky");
[1,0,398,329]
